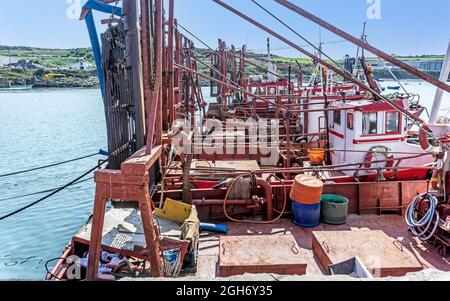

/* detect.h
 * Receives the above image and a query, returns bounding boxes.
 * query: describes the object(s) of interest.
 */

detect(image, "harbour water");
[0,82,448,280]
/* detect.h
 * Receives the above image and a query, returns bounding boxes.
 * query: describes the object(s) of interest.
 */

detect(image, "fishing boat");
[47,0,450,281]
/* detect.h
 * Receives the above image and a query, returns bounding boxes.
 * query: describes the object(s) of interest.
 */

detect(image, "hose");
[405,192,440,241]
[268,173,291,215]
[222,173,287,224]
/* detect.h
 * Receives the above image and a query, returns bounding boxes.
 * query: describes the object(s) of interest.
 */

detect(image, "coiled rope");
[405,193,440,241]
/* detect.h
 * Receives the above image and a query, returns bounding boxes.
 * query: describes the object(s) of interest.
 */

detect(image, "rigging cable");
[250,0,342,70]
[177,23,213,51]
[0,160,108,221]
[177,22,287,79]
[0,151,104,178]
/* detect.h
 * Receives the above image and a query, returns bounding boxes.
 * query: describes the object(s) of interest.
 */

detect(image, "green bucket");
[320,194,349,225]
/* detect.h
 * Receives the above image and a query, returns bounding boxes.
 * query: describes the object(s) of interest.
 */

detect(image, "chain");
[108,0,121,28]
[148,0,157,90]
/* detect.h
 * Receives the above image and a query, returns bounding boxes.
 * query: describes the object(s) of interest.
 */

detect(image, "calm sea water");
[0,82,449,280]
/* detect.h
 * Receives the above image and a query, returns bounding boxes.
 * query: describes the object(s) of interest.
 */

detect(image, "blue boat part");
[200,223,229,234]
[81,1,123,96]
[99,149,109,157]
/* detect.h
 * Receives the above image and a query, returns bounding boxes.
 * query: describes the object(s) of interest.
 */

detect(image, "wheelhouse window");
[362,112,378,135]
[333,110,341,126]
[386,112,400,133]
[347,113,354,130]
[268,86,277,96]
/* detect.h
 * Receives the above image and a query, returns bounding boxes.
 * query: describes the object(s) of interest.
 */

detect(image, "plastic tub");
[320,194,349,225]
[292,202,321,227]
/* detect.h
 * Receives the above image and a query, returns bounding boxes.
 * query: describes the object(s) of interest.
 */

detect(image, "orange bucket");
[308,149,325,165]
[290,175,323,205]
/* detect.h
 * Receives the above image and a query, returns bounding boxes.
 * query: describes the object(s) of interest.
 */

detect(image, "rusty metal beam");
[211,0,427,128]
[175,63,288,110]
[275,0,450,94]
[143,0,164,154]
[167,0,176,126]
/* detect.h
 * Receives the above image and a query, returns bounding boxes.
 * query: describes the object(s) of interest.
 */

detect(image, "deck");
[193,214,450,279]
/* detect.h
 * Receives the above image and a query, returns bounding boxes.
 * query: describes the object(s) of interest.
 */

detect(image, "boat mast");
[267,37,277,82]
[429,40,450,125]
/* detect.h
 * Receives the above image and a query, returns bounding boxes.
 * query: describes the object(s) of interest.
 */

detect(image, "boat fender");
[386,155,395,170]
[419,125,441,155]
[364,151,374,168]
[431,168,442,191]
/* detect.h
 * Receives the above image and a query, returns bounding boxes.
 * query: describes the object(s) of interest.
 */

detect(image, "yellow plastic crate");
[154,198,192,224]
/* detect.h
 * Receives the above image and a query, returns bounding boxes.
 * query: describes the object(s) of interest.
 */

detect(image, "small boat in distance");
[387,85,401,90]
[0,78,33,91]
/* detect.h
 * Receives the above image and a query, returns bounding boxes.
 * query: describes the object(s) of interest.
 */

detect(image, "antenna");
[267,37,271,59]
[318,27,322,59]
[355,21,367,59]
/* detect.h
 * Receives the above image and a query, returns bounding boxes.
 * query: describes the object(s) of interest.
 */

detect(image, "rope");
[0,152,103,178]
[0,160,107,221]
[0,177,94,203]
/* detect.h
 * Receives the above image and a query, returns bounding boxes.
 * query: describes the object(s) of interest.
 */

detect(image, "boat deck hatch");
[218,234,307,277]
[312,230,424,277]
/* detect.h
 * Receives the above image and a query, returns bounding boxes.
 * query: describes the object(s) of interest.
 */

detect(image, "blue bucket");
[292,202,321,227]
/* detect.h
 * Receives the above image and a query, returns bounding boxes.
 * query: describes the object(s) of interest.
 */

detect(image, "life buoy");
[364,146,393,173]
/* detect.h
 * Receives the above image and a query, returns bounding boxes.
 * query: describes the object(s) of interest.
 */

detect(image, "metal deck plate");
[219,235,307,277]
[312,230,424,277]
[74,208,182,252]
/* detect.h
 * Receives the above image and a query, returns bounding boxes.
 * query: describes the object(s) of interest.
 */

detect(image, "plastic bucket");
[320,194,349,225]
[292,202,321,227]
[308,149,325,165]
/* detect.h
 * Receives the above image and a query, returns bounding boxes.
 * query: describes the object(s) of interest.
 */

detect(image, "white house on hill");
[70,61,92,70]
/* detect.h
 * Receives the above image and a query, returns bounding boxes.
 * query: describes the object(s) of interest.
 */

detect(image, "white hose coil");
[405,193,440,241]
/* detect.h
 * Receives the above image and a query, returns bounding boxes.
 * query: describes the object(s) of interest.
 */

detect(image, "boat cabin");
[327,99,431,174]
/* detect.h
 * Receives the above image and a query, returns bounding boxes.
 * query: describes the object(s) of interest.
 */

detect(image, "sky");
[2,0,450,59]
